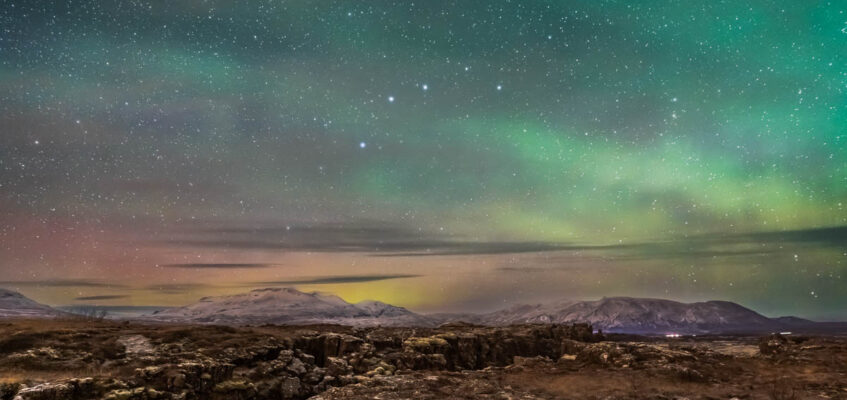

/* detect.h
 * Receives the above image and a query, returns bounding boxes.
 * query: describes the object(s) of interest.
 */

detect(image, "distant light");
[387,96,395,103]
[496,85,503,91]
[422,84,428,91]
[665,333,681,338]
[34,140,39,145]
[359,141,366,149]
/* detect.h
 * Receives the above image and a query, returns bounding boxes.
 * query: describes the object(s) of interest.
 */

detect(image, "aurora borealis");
[1,1,845,319]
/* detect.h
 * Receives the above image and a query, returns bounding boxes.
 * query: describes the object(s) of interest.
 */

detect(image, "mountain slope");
[0,288,66,318]
[474,297,780,334]
[143,289,837,333]
[146,288,436,327]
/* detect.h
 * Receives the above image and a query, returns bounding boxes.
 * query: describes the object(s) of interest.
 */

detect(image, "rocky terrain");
[2,288,846,398]
[1,318,846,399]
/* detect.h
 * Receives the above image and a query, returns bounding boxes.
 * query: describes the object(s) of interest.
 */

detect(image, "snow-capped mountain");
[146,288,437,327]
[141,289,840,334]
[0,288,66,318]
[474,297,780,334]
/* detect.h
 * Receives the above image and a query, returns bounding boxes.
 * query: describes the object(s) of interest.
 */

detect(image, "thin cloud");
[256,274,421,285]
[602,225,847,260]
[0,280,127,288]
[496,266,557,273]
[159,263,278,269]
[148,220,846,259]
[374,241,590,257]
[153,220,584,256]
[145,283,217,294]
[73,295,129,301]
[708,225,847,246]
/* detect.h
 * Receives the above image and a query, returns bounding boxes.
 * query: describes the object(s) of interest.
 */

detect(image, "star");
[1,0,843,321]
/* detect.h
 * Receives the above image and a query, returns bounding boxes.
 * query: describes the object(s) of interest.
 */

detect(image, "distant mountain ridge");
[142,289,843,334]
[0,288,67,318]
[2,287,843,334]
[145,287,436,327]
[473,297,780,334]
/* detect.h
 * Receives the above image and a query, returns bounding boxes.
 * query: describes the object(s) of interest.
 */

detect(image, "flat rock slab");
[117,335,155,356]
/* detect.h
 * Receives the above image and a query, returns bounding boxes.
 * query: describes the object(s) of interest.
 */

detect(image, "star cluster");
[1,1,845,318]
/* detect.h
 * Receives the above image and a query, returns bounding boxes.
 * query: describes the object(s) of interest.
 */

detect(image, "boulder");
[278,377,301,399]
[211,380,256,400]
[286,357,308,375]
[13,379,100,400]
[759,334,791,355]
[325,357,351,377]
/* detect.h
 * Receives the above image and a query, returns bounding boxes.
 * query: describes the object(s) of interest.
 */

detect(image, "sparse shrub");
[158,328,195,342]
[0,381,21,400]
[90,337,126,360]
[67,307,109,320]
[768,380,798,400]
[0,334,39,354]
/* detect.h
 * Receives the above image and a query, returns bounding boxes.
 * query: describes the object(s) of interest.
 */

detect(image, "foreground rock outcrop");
[0,321,597,400]
[1,320,845,399]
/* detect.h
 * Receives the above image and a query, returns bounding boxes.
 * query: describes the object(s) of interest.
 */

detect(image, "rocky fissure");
[3,320,844,400]
[4,324,597,400]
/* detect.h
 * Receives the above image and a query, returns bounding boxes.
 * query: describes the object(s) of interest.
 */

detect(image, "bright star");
[422,84,428,91]
[359,141,367,148]
[496,85,502,91]
[387,96,395,103]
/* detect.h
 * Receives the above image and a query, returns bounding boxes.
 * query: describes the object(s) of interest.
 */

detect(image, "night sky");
[1,1,845,319]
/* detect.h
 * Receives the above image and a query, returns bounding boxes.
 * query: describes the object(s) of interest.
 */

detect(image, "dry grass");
[500,349,847,400]
[504,369,711,399]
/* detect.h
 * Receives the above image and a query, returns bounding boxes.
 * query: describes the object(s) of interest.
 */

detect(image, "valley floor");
[0,319,845,399]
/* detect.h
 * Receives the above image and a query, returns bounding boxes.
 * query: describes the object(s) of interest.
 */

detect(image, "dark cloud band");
[255,274,421,285]
[73,295,129,301]
[152,221,846,258]
[0,280,127,288]
[159,263,278,269]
